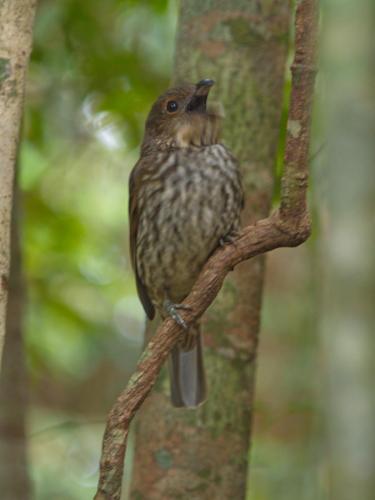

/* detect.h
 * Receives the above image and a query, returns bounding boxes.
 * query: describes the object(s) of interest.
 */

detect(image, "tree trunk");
[320,1,375,499]
[0,179,31,500]
[130,2,290,498]
[0,0,37,368]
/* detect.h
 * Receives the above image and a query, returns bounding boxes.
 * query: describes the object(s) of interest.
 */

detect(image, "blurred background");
[2,0,373,499]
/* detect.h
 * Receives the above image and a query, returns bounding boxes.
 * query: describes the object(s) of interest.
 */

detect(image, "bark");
[130,2,290,499]
[320,1,375,499]
[94,1,318,499]
[0,179,31,499]
[0,0,37,368]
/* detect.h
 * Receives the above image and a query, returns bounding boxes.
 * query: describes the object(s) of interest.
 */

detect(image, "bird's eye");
[166,100,178,113]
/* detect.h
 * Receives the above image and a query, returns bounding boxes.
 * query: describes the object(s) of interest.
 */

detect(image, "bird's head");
[141,79,222,152]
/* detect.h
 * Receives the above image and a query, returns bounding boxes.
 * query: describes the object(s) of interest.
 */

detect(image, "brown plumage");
[129,79,243,407]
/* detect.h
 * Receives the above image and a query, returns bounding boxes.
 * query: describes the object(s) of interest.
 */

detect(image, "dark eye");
[166,100,178,113]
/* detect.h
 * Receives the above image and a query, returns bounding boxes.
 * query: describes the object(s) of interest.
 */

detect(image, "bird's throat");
[173,113,221,148]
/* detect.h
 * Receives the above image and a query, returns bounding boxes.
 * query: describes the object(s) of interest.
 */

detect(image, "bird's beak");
[186,79,215,112]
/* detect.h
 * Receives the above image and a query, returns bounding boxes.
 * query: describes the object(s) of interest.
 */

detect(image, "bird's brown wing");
[129,160,155,320]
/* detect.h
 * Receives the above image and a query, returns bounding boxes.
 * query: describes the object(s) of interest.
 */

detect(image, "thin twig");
[309,142,325,164]
[94,1,318,498]
[30,418,105,438]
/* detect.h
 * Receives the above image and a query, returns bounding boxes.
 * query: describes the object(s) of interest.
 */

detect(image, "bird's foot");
[163,300,191,330]
[219,229,239,247]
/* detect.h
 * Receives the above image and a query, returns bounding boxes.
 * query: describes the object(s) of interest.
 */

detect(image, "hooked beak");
[186,79,215,112]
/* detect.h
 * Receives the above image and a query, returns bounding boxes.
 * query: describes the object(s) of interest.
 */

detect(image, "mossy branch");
[94,1,318,498]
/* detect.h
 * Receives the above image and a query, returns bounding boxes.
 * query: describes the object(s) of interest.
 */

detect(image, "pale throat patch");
[173,114,222,148]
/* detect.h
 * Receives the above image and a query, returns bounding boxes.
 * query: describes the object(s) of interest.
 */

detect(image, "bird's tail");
[168,323,206,408]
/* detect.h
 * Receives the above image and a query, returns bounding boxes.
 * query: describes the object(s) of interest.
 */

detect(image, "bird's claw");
[219,230,239,247]
[164,300,191,330]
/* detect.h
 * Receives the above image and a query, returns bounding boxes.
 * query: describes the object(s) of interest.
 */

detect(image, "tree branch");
[0,1,37,369]
[94,1,318,498]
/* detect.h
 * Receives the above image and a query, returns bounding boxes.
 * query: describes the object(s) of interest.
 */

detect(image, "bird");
[128,79,244,408]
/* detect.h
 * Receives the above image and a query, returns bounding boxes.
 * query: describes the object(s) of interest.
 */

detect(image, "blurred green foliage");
[21,1,324,498]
